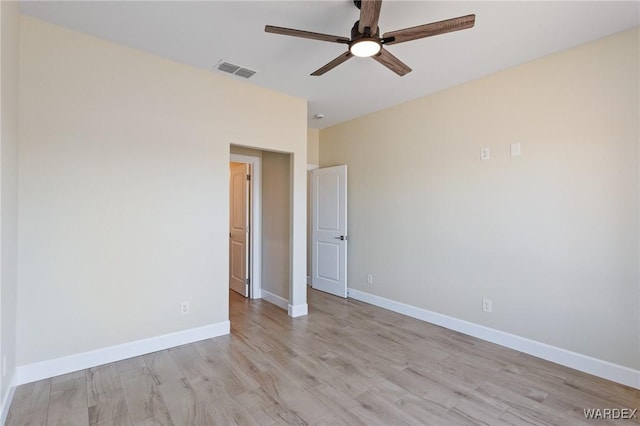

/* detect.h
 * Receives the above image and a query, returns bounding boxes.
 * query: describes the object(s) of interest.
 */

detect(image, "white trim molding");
[230,153,262,300]
[262,290,289,310]
[1,372,17,425]
[16,321,230,386]
[307,163,319,171]
[288,304,308,318]
[348,288,640,390]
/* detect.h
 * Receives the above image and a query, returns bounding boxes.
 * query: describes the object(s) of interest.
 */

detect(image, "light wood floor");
[6,288,640,425]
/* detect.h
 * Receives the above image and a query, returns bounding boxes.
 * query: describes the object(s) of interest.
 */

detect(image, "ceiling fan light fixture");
[349,39,381,57]
[265,1,476,76]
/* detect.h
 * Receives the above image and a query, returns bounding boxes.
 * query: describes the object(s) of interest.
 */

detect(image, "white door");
[230,162,250,297]
[311,165,347,298]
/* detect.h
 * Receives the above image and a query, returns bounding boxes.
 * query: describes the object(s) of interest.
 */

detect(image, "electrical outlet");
[480,147,490,161]
[482,298,492,313]
[367,274,373,285]
[181,301,190,315]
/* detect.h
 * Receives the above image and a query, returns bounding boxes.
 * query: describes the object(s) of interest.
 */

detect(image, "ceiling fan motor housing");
[351,20,378,40]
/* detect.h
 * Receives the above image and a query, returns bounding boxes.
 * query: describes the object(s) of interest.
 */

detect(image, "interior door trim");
[230,153,262,299]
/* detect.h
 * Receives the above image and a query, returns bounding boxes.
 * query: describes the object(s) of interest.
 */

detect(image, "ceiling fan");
[265,0,475,77]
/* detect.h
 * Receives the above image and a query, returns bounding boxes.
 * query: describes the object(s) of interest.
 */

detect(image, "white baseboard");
[288,303,308,318]
[347,288,640,390]
[262,290,289,310]
[1,372,17,425]
[261,288,307,318]
[251,288,262,300]
[16,321,230,386]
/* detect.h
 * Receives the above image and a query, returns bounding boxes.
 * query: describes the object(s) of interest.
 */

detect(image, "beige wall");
[320,28,639,370]
[307,129,319,165]
[0,0,20,407]
[262,151,291,300]
[17,16,307,366]
[230,146,263,158]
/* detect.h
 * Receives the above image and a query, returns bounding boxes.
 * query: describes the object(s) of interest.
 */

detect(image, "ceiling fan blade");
[265,25,350,44]
[382,14,475,45]
[311,51,353,76]
[372,48,412,76]
[358,0,383,34]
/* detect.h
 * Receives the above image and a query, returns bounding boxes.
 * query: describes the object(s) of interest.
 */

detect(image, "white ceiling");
[20,1,640,129]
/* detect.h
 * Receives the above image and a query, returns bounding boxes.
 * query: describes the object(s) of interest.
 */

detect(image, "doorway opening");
[229,148,297,316]
[229,153,262,299]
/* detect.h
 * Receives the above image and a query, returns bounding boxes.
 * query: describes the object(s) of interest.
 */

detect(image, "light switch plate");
[510,143,521,157]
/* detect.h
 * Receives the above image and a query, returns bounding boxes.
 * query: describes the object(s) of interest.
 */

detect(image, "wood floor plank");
[119,367,173,425]
[187,374,229,402]
[86,364,130,425]
[264,403,309,426]
[219,341,274,376]
[563,373,640,409]
[114,356,147,374]
[317,364,372,397]
[94,413,133,426]
[394,394,456,426]
[6,379,51,426]
[448,397,506,426]
[47,377,89,426]
[192,339,260,396]
[205,395,261,426]
[7,288,639,426]
[143,350,184,386]
[352,390,412,425]
[310,413,346,426]
[157,378,215,425]
[86,364,122,407]
[167,344,213,382]
[259,349,323,391]
[479,380,583,426]
[253,368,330,424]
[233,388,279,426]
[87,390,129,426]
[307,384,370,426]
[47,408,89,426]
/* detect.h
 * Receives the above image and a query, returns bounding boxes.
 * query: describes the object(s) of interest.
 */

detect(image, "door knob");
[334,235,346,241]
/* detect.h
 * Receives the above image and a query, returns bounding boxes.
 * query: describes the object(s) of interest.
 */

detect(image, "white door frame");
[230,153,262,299]
[307,163,319,285]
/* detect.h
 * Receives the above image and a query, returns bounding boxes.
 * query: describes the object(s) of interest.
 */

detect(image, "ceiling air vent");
[234,68,256,79]
[215,60,256,79]
[217,62,240,74]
